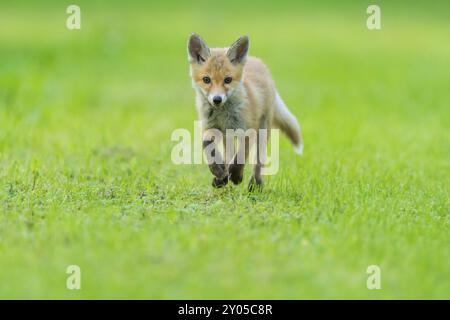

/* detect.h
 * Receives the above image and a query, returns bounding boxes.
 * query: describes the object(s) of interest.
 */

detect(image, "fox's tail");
[273,92,304,155]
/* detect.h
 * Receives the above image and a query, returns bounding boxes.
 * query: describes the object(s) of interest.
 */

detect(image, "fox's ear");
[227,35,249,64]
[188,33,210,64]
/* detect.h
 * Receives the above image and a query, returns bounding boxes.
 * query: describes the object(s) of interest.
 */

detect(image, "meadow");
[0,1,449,298]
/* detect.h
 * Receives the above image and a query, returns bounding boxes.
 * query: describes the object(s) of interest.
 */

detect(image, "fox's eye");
[202,76,211,84]
[224,77,232,84]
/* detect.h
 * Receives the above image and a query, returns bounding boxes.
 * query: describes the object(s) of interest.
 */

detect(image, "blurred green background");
[0,0,449,298]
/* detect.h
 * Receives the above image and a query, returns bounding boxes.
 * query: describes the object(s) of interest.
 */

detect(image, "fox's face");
[188,34,249,107]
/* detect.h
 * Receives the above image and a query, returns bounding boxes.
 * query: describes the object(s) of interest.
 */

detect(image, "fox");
[187,33,303,191]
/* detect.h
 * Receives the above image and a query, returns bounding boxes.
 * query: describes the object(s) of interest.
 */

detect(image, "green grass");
[0,1,449,299]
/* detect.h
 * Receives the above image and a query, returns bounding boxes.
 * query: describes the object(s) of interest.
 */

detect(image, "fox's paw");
[212,175,229,188]
[248,177,263,192]
[229,164,244,185]
[209,163,228,180]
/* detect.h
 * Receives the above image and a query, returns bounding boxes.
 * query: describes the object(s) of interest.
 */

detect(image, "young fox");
[188,34,303,190]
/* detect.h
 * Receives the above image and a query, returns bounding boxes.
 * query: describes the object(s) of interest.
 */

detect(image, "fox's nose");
[212,96,222,105]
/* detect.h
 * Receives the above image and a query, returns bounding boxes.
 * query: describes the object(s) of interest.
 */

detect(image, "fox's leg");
[248,141,263,191]
[248,120,268,192]
[229,136,250,185]
[222,134,235,171]
[203,132,228,188]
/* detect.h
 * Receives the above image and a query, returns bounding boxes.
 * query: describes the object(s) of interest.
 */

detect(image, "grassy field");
[0,1,449,299]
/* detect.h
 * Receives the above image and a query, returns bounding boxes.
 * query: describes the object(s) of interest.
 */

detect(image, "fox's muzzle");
[212,96,222,105]
[208,94,226,107]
